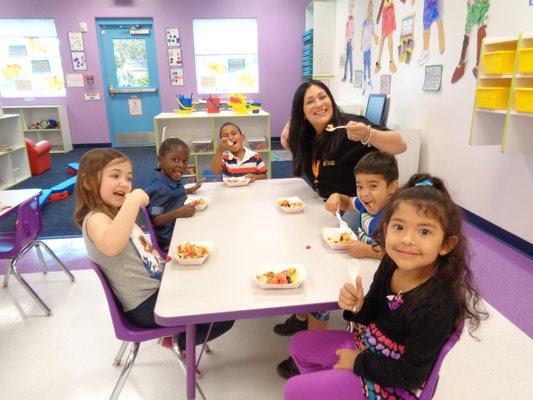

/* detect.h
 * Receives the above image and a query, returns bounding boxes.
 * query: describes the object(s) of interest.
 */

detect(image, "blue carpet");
[6,147,294,238]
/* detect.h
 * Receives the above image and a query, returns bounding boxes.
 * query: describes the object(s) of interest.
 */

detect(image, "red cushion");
[25,138,52,175]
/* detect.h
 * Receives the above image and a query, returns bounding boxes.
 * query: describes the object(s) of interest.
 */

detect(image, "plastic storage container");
[518,48,533,74]
[203,170,222,182]
[192,138,213,153]
[247,136,267,151]
[514,88,533,113]
[475,87,510,109]
[483,50,516,74]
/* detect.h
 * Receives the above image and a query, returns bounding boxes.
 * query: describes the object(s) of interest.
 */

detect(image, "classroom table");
[154,178,380,399]
[0,189,41,219]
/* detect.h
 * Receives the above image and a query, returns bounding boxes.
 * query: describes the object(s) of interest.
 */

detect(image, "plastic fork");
[325,124,347,132]
[335,211,349,230]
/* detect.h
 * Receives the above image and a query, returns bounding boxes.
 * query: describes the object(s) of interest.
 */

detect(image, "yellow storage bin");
[518,48,533,74]
[483,51,516,74]
[514,88,533,113]
[475,87,510,109]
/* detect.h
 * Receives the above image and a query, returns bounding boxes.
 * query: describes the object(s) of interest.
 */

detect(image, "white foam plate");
[174,241,213,265]
[223,176,251,187]
[277,196,305,213]
[322,227,356,249]
[184,196,209,211]
[252,264,306,289]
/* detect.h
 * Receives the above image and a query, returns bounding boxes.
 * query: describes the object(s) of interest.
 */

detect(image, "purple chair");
[140,206,167,258]
[419,323,464,400]
[90,261,212,400]
[0,195,75,316]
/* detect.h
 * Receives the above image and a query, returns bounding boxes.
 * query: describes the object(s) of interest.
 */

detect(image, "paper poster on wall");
[416,0,445,66]
[15,80,32,91]
[361,0,379,91]
[68,32,84,51]
[200,76,216,88]
[379,74,391,95]
[170,68,184,86]
[353,70,363,88]
[341,1,355,82]
[423,65,443,91]
[376,0,397,73]
[71,52,87,71]
[451,0,491,84]
[398,14,415,65]
[128,98,143,116]
[316,54,331,74]
[166,28,180,46]
[168,48,182,66]
[8,45,27,58]
[228,58,245,72]
[65,73,85,87]
[31,60,51,73]
[84,74,95,89]
[84,92,101,101]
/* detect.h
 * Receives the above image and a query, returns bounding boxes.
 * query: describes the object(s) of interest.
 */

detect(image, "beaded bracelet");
[361,126,373,147]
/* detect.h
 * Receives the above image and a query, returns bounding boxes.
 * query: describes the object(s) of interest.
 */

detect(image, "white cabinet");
[306,0,337,80]
[469,31,533,154]
[3,105,73,153]
[0,114,31,189]
[154,110,272,182]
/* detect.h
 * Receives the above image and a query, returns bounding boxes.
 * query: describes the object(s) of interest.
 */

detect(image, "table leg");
[186,324,196,400]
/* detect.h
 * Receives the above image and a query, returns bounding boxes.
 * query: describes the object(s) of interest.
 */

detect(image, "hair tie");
[415,178,433,187]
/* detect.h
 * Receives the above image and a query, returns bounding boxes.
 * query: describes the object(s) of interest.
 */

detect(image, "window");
[0,19,66,97]
[193,19,258,94]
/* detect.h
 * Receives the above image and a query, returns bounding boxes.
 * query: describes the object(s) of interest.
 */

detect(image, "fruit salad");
[190,198,206,207]
[176,242,210,259]
[278,199,304,208]
[327,232,354,244]
[256,267,298,285]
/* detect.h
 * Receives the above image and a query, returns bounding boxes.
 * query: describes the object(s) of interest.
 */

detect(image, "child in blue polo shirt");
[145,137,202,251]
[210,122,268,182]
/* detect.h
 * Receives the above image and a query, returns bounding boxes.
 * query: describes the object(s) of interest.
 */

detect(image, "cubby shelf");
[3,105,73,153]
[469,31,533,154]
[0,114,31,189]
[154,110,272,183]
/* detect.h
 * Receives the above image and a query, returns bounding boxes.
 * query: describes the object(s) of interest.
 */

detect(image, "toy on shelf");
[176,93,195,114]
[27,119,61,130]
[206,96,221,113]
[249,101,262,114]
[228,94,249,114]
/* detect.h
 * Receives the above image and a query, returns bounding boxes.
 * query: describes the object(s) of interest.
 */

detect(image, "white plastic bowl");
[277,197,305,213]
[252,264,306,289]
[184,196,209,211]
[223,176,251,187]
[174,241,213,266]
[322,227,356,249]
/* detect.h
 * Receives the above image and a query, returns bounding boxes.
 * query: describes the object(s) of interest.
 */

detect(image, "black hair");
[354,151,398,184]
[158,137,189,157]
[375,173,488,336]
[219,122,243,138]
[288,80,345,176]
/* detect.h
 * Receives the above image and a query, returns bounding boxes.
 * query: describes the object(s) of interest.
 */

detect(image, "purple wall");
[1,0,309,144]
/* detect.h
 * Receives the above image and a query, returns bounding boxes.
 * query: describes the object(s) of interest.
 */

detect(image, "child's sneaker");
[158,336,173,349]
[273,315,307,336]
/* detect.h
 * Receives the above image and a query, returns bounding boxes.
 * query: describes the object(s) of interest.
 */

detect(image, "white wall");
[330,0,533,243]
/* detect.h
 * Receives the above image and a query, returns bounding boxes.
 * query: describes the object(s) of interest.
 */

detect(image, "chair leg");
[10,258,52,316]
[35,240,75,282]
[196,323,214,368]
[34,242,49,274]
[3,260,12,287]
[113,341,130,367]
[109,342,140,400]
[173,347,207,400]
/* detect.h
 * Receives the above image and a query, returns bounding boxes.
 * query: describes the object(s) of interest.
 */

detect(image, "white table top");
[0,189,41,218]
[155,178,379,326]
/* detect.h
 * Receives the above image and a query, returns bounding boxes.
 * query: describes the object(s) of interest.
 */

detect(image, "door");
[96,18,161,146]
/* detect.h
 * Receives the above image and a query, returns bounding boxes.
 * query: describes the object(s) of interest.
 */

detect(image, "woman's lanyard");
[312,159,320,193]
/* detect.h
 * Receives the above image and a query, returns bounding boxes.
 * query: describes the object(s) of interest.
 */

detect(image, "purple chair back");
[0,196,41,258]
[90,261,184,342]
[140,206,167,258]
[419,323,464,400]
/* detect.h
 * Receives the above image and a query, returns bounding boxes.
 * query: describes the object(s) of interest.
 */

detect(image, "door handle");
[108,85,158,97]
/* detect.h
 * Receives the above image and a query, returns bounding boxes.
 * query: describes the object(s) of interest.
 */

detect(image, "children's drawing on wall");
[361,0,379,92]
[342,0,356,83]
[398,14,415,65]
[376,0,397,73]
[451,0,490,83]
[415,0,445,66]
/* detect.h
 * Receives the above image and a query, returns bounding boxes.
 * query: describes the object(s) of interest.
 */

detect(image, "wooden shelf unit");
[469,31,533,154]
[0,114,32,189]
[154,110,272,182]
[3,105,73,153]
